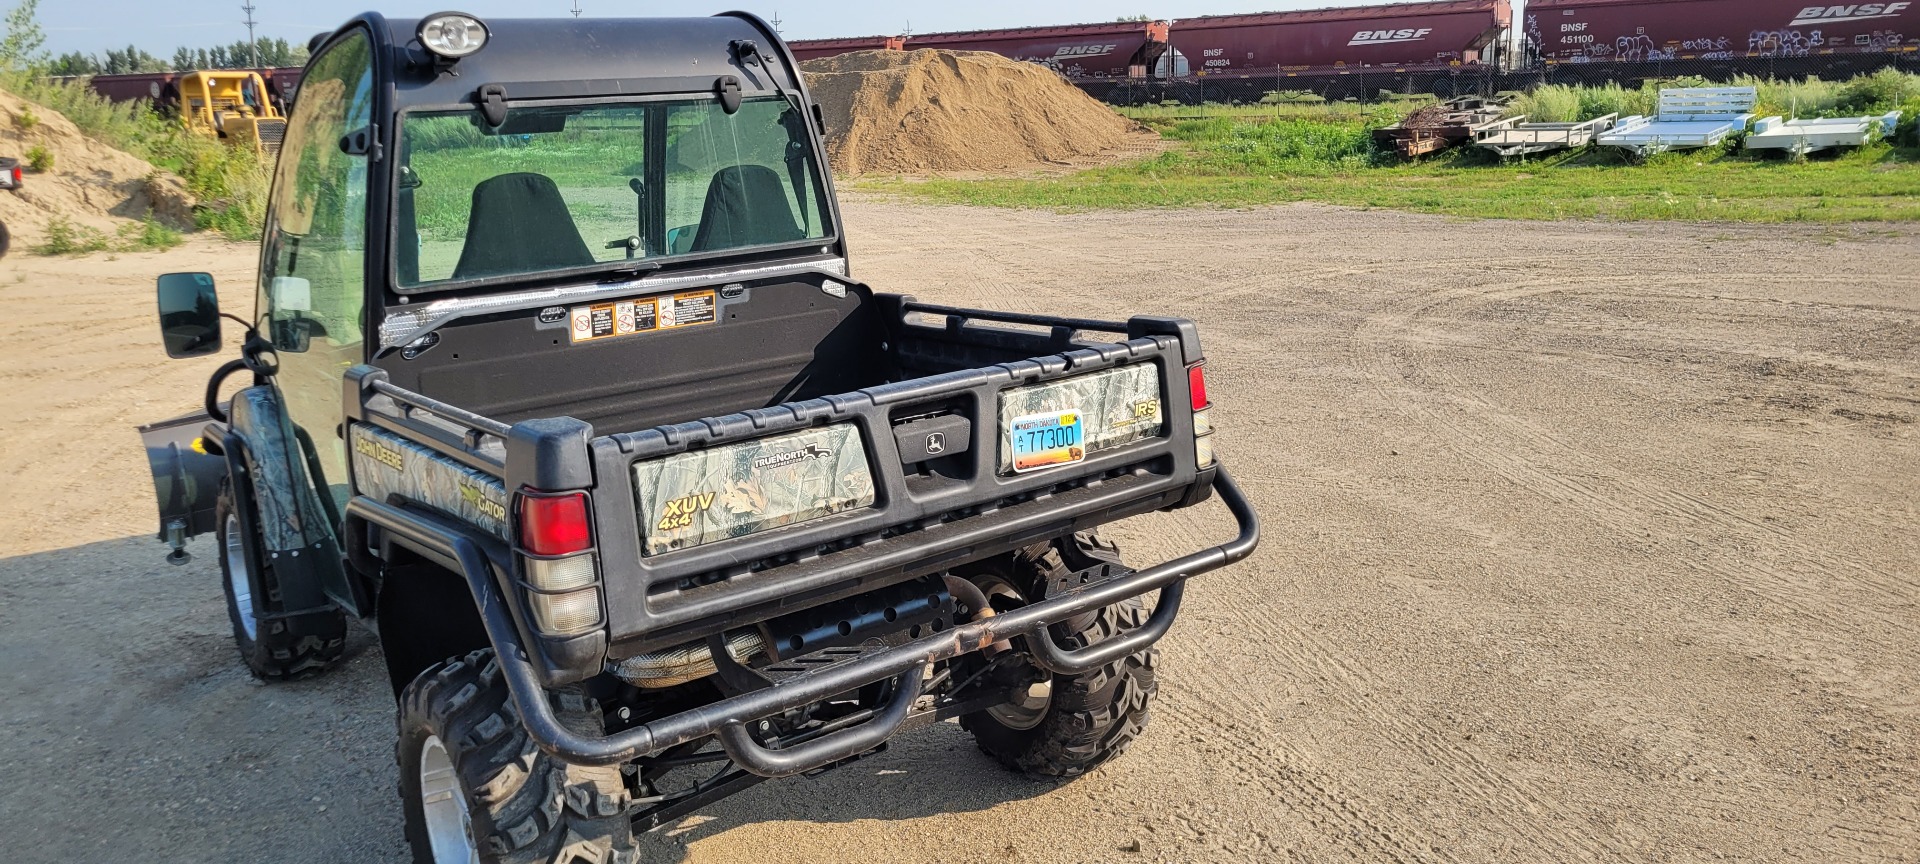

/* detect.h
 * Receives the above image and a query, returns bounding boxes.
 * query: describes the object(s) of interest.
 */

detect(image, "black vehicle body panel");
[137,410,227,544]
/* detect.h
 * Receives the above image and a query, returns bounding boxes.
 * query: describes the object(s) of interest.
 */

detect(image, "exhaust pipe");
[943,575,1009,655]
[609,630,767,689]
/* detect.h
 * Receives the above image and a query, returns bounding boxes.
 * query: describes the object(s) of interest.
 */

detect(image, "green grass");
[1119,100,1409,131]
[870,72,1920,225]
[869,144,1920,223]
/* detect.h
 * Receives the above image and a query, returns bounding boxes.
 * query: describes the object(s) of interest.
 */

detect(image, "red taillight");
[9,166,18,185]
[1188,365,1210,411]
[518,491,592,556]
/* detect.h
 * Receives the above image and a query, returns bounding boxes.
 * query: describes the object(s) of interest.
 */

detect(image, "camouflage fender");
[226,384,349,611]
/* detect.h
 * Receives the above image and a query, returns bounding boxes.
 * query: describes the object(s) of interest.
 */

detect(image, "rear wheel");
[958,540,1160,778]
[398,649,638,864]
[215,480,346,680]
[0,219,10,258]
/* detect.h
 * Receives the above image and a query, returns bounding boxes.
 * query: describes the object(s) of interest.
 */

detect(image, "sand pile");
[802,49,1145,176]
[0,87,194,246]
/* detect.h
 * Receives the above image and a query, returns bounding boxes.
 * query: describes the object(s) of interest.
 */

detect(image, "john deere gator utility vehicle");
[138,12,1257,862]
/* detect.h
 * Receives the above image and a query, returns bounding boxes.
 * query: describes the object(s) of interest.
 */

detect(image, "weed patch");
[35,213,184,255]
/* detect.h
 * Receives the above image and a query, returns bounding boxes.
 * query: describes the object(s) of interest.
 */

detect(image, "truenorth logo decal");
[1790,3,1911,26]
[752,444,833,471]
[1349,27,1435,46]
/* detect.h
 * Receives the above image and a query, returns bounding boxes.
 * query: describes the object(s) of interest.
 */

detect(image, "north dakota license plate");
[1008,409,1085,473]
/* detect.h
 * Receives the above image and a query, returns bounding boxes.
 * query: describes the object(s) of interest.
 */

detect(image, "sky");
[32,0,1482,58]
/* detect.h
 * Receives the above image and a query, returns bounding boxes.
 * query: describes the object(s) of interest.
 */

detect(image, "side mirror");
[273,316,316,353]
[156,272,222,359]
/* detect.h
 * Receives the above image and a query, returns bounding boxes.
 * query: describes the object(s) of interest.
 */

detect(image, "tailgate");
[594,307,1213,653]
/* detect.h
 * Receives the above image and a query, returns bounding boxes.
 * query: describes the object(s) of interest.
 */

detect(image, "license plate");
[1008,409,1085,473]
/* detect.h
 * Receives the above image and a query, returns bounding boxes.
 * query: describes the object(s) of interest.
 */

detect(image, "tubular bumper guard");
[356,468,1258,778]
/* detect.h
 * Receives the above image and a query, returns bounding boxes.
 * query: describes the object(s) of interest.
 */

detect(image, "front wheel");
[958,540,1160,778]
[215,481,346,680]
[398,649,638,864]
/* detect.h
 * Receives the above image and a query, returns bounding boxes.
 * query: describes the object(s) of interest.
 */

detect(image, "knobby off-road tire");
[960,541,1160,778]
[398,649,637,864]
[0,219,11,258]
[215,480,346,680]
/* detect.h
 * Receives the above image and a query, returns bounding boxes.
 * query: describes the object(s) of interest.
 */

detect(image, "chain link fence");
[1084,52,1920,105]
[1528,52,1920,91]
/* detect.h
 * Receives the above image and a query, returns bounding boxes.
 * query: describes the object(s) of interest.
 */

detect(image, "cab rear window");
[397,96,831,289]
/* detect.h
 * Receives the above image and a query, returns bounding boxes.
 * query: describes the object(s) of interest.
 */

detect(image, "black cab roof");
[323,12,802,109]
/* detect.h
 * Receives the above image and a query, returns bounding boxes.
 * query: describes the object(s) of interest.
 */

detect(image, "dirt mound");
[0,87,194,247]
[802,49,1146,176]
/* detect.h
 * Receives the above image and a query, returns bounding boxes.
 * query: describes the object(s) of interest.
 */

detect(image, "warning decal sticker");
[568,289,718,344]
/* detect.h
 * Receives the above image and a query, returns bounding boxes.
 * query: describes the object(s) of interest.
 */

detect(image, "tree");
[0,0,47,71]
[48,50,97,76]
[100,44,167,74]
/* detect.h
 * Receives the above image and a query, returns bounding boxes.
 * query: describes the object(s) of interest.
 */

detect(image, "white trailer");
[1473,113,1621,158]
[1745,111,1903,156]
[1596,87,1757,158]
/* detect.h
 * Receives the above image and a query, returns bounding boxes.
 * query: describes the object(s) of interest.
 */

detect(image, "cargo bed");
[350,273,1218,663]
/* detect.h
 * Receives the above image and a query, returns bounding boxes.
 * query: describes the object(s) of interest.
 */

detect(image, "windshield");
[397,95,831,289]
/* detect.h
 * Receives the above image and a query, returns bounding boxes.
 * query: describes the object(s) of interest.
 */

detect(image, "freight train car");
[787,35,904,63]
[791,19,1171,83]
[74,70,176,103]
[1525,0,1920,86]
[1170,0,1511,101]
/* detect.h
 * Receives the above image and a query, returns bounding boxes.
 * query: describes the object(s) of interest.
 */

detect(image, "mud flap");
[226,385,357,616]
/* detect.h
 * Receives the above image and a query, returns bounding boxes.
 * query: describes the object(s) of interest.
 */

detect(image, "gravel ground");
[0,201,1915,863]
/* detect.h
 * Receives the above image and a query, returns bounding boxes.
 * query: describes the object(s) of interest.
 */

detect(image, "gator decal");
[633,424,875,556]
[997,364,1165,474]
[349,425,511,539]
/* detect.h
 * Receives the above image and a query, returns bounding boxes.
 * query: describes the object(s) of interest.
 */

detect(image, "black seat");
[689,165,805,253]
[452,172,595,281]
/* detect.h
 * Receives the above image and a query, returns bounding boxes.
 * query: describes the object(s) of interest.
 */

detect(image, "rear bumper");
[351,466,1258,776]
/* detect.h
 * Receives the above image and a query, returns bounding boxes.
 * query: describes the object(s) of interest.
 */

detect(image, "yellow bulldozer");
[176,70,288,156]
